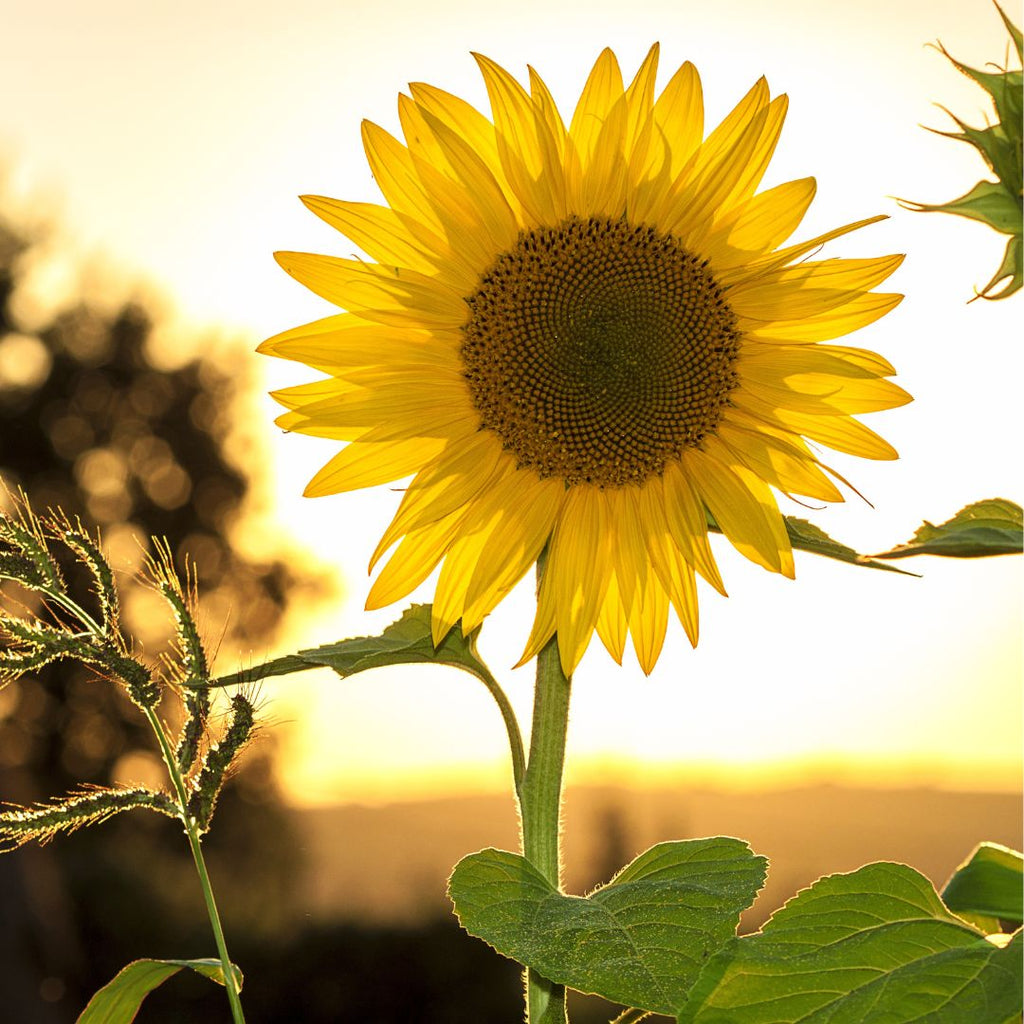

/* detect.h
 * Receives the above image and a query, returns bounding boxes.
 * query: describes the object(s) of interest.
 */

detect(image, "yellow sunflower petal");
[596,573,629,664]
[569,48,625,167]
[361,120,445,234]
[474,53,551,221]
[653,60,703,179]
[745,291,903,343]
[628,568,670,675]
[366,507,468,609]
[706,177,816,267]
[432,463,552,639]
[303,436,445,496]
[734,390,899,460]
[623,43,660,154]
[299,197,476,292]
[686,439,794,577]
[716,420,844,502]
[370,435,506,567]
[461,474,565,630]
[259,315,455,372]
[730,254,904,322]
[656,466,726,593]
[542,485,614,675]
[414,107,520,252]
[274,251,468,328]
[661,541,700,647]
[409,81,504,176]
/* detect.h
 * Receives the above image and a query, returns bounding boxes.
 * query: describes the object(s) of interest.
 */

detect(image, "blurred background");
[0,0,1020,1020]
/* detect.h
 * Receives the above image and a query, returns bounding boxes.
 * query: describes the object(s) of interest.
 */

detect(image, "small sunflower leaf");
[943,843,1024,925]
[77,957,242,1024]
[209,604,489,686]
[297,603,485,677]
[873,499,1023,559]
[780,517,917,575]
[448,838,766,1016]
[676,863,1023,1023]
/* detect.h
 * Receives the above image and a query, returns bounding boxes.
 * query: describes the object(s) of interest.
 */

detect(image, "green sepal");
[873,499,1023,559]
[980,231,1022,299]
[677,863,1023,1023]
[76,957,242,1023]
[943,843,1024,925]
[448,838,766,1016]
[904,7,1023,300]
[996,1,1023,63]
[904,178,1020,233]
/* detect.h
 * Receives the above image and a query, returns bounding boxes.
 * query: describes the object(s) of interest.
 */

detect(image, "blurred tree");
[0,198,325,1019]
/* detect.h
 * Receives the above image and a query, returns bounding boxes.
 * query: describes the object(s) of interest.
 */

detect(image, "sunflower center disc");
[460,216,742,488]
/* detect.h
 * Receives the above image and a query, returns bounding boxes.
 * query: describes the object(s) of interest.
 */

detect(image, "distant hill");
[290,783,1023,930]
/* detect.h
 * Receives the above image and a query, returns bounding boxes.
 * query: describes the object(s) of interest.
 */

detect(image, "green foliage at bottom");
[943,842,1024,925]
[449,838,766,1015]
[77,958,242,1024]
[677,863,1022,1023]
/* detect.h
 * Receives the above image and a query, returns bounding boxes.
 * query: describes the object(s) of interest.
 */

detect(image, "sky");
[1,0,1021,805]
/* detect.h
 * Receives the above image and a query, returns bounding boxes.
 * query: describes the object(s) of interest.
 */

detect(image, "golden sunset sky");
[2,0,1020,804]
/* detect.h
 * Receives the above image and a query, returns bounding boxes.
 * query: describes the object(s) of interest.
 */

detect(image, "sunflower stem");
[518,631,571,1024]
[145,704,246,1024]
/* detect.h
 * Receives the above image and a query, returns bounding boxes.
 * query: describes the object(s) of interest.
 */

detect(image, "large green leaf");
[943,843,1024,925]
[873,499,1023,559]
[77,958,241,1023]
[677,863,1023,1023]
[449,838,766,1016]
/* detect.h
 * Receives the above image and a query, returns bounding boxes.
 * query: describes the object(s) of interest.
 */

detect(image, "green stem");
[518,632,572,1024]
[35,578,245,1020]
[468,659,526,796]
[145,707,245,1024]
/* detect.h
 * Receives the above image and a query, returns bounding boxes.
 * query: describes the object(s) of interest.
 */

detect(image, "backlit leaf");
[678,863,1022,1023]
[449,838,766,1015]
[873,499,1023,559]
[77,958,241,1024]
[943,843,1024,925]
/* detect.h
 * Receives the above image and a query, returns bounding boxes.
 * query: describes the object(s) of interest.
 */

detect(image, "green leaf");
[944,843,1024,925]
[449,838,766,1016]
[873,499,1023,559]
[298,603,489,680]
[210,604,491,687]
[781,517,917,575]
[77,958,242,1023]
[677,863,1023,1023]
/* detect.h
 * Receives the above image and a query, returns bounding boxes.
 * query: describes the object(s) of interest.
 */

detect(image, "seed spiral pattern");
[460,216,742,487]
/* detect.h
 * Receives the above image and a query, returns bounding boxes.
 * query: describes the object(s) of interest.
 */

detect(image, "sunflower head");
[261,45,909,676]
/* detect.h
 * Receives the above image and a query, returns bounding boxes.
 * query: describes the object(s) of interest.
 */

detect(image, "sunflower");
[262,45,909,676]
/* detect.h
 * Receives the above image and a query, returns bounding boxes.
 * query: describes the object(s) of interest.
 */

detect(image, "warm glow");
[3,0,1020,805]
